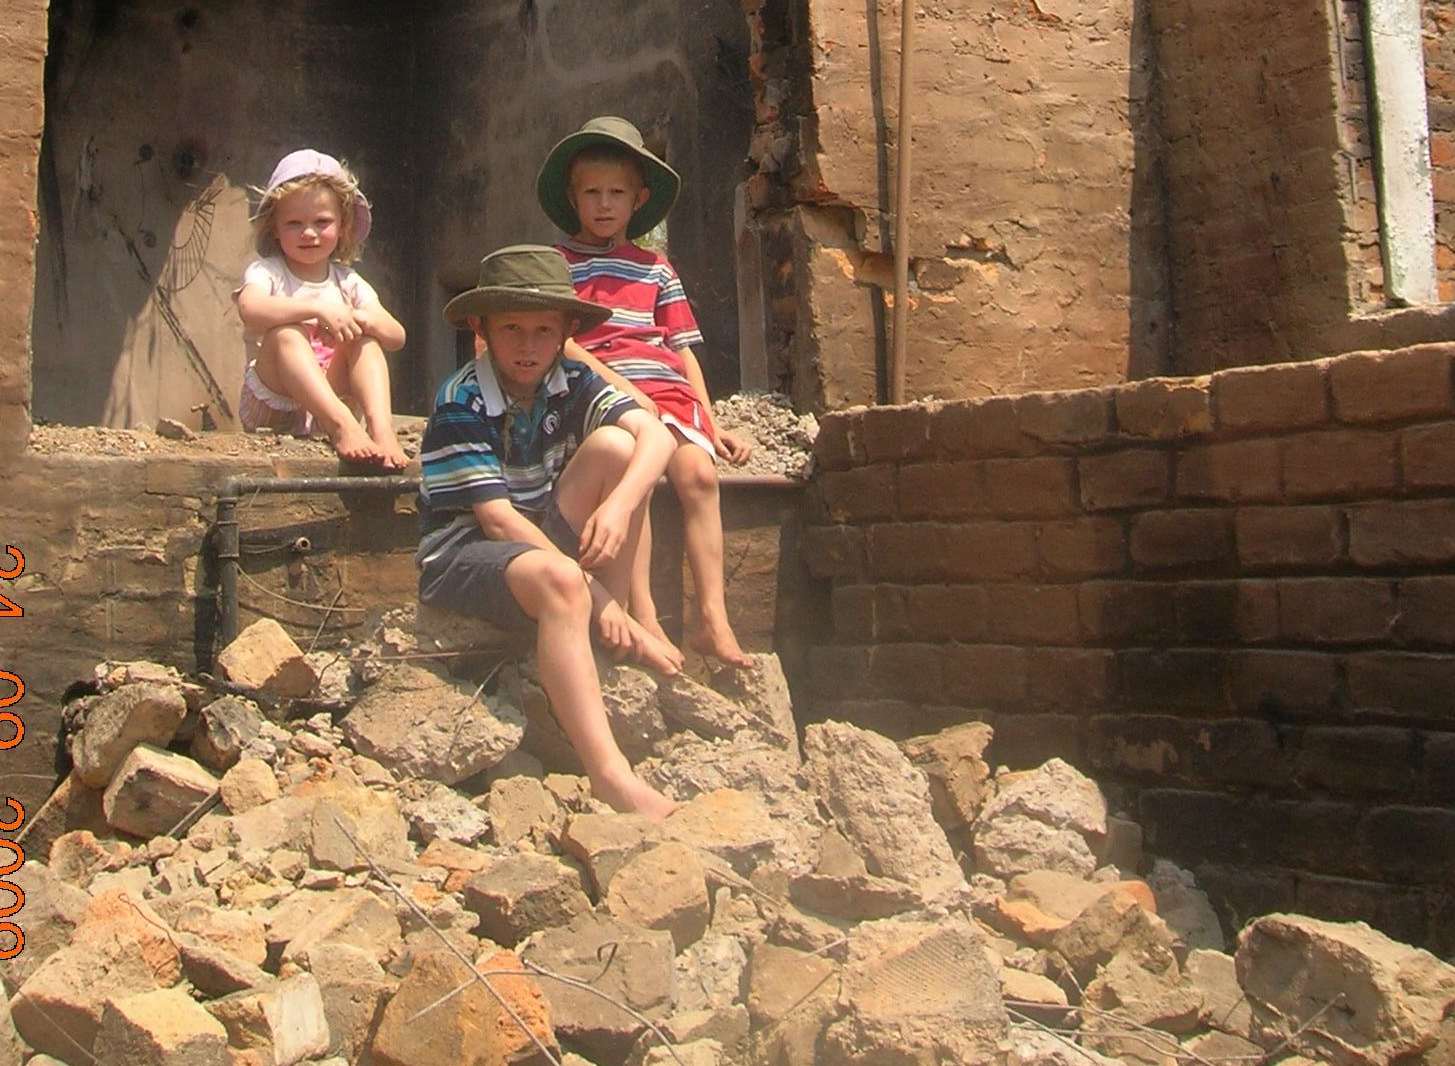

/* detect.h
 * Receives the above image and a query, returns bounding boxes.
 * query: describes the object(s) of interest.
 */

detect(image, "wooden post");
[889,0,916,404]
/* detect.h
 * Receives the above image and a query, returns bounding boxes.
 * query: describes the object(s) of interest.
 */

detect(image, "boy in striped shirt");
[417,245,677,820]
[538,116,754,668]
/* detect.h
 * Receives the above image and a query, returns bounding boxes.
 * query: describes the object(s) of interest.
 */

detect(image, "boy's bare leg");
[255,326,382,464]
[555,427,685,674]
[627,503,684,656]
[505,551,675,820]
[670,443,752,667]
[329,337,408,469]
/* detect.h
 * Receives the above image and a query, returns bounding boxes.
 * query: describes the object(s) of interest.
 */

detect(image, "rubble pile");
[8,615,1455,1065]
[711,392,817,480]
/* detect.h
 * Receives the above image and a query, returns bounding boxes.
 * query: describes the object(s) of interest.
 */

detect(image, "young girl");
[235,149,408,468]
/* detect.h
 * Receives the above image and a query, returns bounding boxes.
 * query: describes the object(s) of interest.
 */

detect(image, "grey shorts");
[417,501,579,630]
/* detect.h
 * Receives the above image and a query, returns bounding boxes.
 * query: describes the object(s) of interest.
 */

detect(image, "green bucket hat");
[443,245,613,331]
[536,116,680,240]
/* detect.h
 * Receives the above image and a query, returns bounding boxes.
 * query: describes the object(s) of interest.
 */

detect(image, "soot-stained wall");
[31,0,752,427]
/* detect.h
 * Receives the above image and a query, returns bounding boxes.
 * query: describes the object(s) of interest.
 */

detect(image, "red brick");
[861,404,935,462]
[1328,344,1455,423]
[1349,501,1455,566]
[1234,506,1344,569]
[1173,581,1278,644]
[928,396,1032,459]
[985,585,1081,645]
[940,522,1039,580]
[1295,727,1419,796]
[1129,510,1235,570]
[1026,648,1114,711]
[868,643,945,702]
[1078,581,1177,642]
[1281,430,1397,500]
[942,644,1029,704]
[1346,652,1455,717]
[1397,577,1455,646]
[1278,578,1397,644]
[802,526,866,579]
[1230,651,1341,714]
[867,524,948,580]
[1116,648,1228,712]
[1401,422,1455,489]
[809,645,872,699]
[1212,361,1329,432]
[898,461,987,519]
[819,465,898,522]
[814,409,865,471]
[1038,518,1128,578]
[1080,450,1171,511]
[905,585,990,642]
[1016,389,1115,445]
[1114,377,1213,439]
[831,584,910,643]
[982,457,1077,518]
[1176,439,1281,502]
[992,713,1083,768]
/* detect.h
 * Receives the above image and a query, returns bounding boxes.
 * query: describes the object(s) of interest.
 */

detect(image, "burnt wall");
[0,0,48,454]
[1429,0,1455,302]
[803,342,1455,952]
[741,0,1169,411]
[30,0,752,426]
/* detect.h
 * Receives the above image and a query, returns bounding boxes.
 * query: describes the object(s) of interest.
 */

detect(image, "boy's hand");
[715,429,753,465]
[315,303,362,343]
[578,499,631,570]
[594,599,638,660]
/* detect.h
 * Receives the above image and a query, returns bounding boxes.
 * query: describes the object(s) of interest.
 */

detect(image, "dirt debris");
[14,623,1455,1066]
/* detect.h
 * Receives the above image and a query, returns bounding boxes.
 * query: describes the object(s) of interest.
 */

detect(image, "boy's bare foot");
[593,766,677,822]
[637,615,685,668]
[688,616,753,668]
[627,618,685,675]
[331,420,387,465]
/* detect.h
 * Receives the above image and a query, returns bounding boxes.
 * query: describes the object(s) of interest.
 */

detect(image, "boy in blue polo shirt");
[417,245,677,819]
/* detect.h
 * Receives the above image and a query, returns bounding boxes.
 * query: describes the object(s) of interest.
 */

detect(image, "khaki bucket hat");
[536,116,680,240]
[443,245,613,331]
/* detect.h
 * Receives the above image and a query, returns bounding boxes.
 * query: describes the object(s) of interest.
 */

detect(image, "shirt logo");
[542,411,561,435]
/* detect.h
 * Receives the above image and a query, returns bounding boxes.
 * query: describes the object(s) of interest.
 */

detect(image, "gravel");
[711,391,817,480]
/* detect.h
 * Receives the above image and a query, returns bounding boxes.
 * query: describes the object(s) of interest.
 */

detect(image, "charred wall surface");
[1429,0,1455,302]
[803,343,1455,952]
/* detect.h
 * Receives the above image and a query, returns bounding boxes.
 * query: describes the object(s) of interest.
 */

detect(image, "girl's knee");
[671,449,719,500]
[261,324,310,351]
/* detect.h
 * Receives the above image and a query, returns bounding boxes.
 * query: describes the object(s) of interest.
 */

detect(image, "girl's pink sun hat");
[264,149,372,244]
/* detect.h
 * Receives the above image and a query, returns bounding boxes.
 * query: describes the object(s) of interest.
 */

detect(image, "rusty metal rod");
[890,0,916,405]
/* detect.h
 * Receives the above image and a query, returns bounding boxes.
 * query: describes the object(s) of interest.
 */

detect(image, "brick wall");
[0,0,46,455]
[1428,0,1455,302]
[803,341,1455,952]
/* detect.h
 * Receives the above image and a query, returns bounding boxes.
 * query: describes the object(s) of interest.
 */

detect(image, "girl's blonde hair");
[251,165,366,265]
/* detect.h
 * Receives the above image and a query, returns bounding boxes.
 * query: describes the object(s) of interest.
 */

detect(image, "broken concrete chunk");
[271,887,403,967]
[1148,858,1224,951]
[206,973,331,1066]
[706,652,800,753]
[1236,913,1455,1065]
[659,667,793,751]
[174,899,268,966]
[369,948,554,1066]
[295,942,394,1062]
[49,828,124,887]
[803,721,964,897]
[462,851,592,946]
[191,696,266,772]
[979,758,1108,842]
[599,662,671,760]
[72,682,189,788]
[175,931,272,997]
[822,916,1008,1064]
[219,758,280,815]
[526,914,675,1062]
[900,720,994,830]
[1051,890,1178,983]
[486,775,559,846]
[1185,948,1253,1038]
[974,813,1097,880]
[1083,949,1204,1034]
[1008,1026,1122,1065]
[216,618,319,698]
[94,987,228,1066]
[674,935,749,1015]
[559,811,656,896]
[4,861,89,986]
[606,842,711,951]
[403,784,490,846]
[102,744,218,838]
[662,788,778,874]
[341,664,524,784]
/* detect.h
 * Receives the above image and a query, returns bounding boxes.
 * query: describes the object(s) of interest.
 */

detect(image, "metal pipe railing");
[212,472,803,650]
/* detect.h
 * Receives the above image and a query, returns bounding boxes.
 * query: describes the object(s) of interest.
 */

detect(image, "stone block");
[1079,450,1171,510]
[102,744,217,838]
[1282,430,1398,500]
[1017,390,1114,445]
[215,619,318,698]
[1037,518,1127,578]
[94,987,228,1066]
[1350,500,1455,565]
[1397,576,1455,645]
[897,460,988,519]
[982,457,1077,518]
[1229,650,1341,714]
[205,974,331,1066]
[818,465,898,523]
[940,522,1039,580]
[1129,510,1234,569]
[1117,649,1227,712]
[1234,505,1344,568]
[271,887,402,967]
[1278,577,1397,644]
[1401,421,1455,488]
[800,525,866,580]
[1115,378,1213,439]
[986,584,1081,645]
[72,681,189,788]
[928,396,1031,459]
[1328,344,1455,423]
[704,652,799,754]
[1212,361,1329,432]
[1175,439,1280,502]
[1078,581,1176,642]
[1172,580,1278,644]
[941,643,1029,705]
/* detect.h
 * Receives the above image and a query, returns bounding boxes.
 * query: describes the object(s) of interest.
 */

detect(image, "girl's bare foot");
[627,618,685,675]
[593,766,677,822]
[331,420,387,465]
[637,615,685,668]
[688,615,753,668]
[368,424,410,470]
